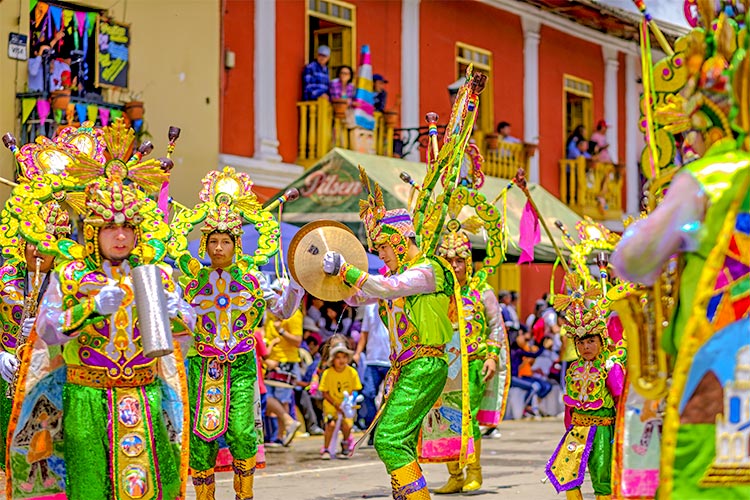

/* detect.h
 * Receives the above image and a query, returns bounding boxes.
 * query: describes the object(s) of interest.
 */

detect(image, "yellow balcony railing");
[482,139,535,179]
[559,157,624,220]
[296,96,394,168]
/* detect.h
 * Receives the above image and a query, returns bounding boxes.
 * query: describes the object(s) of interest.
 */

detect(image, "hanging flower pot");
[485,133,500,150]
[384,110,399,128]
[125,101,145,121]
[50,89,71,111]
[331,98,349,119]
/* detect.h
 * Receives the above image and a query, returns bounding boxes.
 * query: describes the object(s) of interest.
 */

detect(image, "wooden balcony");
[296,96,394,168]
[559,157,623,220]
[481,137,537,180]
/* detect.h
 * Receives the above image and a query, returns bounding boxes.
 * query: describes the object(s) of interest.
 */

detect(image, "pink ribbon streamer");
[518,200,540,264]
[157,181,170,222]
[99,107,110,126]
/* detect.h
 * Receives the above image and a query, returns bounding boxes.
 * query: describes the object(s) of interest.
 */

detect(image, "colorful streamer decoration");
[352,45,375,131]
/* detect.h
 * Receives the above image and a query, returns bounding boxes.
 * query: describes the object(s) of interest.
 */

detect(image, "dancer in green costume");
[168,167,303,500]
[432,225,506,494]
[612,4,750,499]
[323,200,452,500]
[0,201,70,474]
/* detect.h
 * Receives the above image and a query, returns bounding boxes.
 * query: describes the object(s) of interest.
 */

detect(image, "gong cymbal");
[288,220,368,302]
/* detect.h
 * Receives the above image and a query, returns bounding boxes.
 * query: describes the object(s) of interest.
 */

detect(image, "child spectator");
[496,121,521,143]
[319,341,362,459]
[373,74,388,112]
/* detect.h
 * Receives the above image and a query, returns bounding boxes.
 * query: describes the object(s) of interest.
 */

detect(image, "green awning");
[269,148,583,263]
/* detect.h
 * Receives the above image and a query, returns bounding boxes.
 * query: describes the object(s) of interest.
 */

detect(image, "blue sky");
[598,0,689,27]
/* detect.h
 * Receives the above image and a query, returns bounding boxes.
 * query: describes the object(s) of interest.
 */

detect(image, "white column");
[602,46,619,163]
[521,17,541,183]
[254,0,281,161]
[625,53,640,214]
[401,0,421,162]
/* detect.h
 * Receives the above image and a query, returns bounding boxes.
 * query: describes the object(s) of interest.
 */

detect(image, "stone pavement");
[186,417,596,499]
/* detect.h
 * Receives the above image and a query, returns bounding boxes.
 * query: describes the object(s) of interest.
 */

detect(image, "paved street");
[187,418,594,499]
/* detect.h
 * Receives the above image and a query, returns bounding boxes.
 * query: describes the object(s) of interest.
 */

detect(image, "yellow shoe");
[433,462,464,494]
[233,457,257,500]
[566,489,584,500]
[462,439,482,492]
[192,468,216,500]
[390,461,431,499]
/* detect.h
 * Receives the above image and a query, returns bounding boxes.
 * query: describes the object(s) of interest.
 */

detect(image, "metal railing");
[296,96,394,167]
[559,157,623,220]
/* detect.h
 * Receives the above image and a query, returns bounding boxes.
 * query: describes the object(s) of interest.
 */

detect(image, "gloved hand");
[0,351,19,384]
[21,317,35,337]
[166,291,181,319]
[322,251,346,276]
[95,285,125,315]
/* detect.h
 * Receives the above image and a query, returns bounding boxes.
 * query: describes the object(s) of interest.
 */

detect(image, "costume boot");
[433,462,464,494]
[390,461,431,499]
[565,489,584,500]
[233,457,256,500]
[192,468,216,500]
[462,439,482,492]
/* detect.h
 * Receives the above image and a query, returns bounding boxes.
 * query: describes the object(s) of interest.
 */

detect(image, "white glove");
[322,251,346,275]
[0,351,19,384]
[21,317,35,337]
[95,285,126,316]
[166,291,181,319]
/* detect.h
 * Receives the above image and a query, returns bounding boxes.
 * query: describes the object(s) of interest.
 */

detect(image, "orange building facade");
[218,0,682,314]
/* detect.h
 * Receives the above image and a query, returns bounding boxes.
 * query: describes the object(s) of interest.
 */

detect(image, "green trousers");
[578,407,615,496]
[468,358,487,442]
[63,380,181,500]
[374,356,448,473]
[0,378,11,471]
[188,353,258,471]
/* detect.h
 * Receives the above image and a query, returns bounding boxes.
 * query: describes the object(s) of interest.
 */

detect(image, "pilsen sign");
[299,161,362,207]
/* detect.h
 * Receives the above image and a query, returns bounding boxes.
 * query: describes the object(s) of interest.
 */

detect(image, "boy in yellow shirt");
[319,342,362,459]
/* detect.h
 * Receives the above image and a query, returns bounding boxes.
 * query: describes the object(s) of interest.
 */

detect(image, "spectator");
[499,290,521,343]
[306,296,324,323]
[565,125,587,159]
[329,65,355,103]
[568,139,591,160]
[496,121,521,143]
[373,74,388,112]
[589,119,612,163]
[510,330,553,418]
[353,303,391,445]
[302,45,331,101]
[526,299,547,332]
[319,341,362,459]
[318,302,353,341]
[296,324,325,436]
[264,280,304,446]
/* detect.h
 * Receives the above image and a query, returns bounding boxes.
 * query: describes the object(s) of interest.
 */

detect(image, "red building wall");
[221,0,255,157]
[419,1,524,136]
[538,25,605,196]
[276,0,307,163]
[356,1,402,119]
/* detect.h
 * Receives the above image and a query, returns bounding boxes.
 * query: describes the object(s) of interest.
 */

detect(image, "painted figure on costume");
[0,201,70,478]
[168,167,303,500]
[431,223,509,494]
[545,273,626,500]
[610,3,750,499]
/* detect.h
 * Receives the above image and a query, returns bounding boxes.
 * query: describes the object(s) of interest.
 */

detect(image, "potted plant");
[124,92,145,121]
[485,132,500,150]
[50,88,71,111]
[331,98,349,119]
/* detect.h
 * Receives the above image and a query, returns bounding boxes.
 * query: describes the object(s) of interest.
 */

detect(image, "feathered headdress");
[554,273,609,342]
[169,167,282,268]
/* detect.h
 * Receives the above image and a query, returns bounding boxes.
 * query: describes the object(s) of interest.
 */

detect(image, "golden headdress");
[169,167,282,268]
